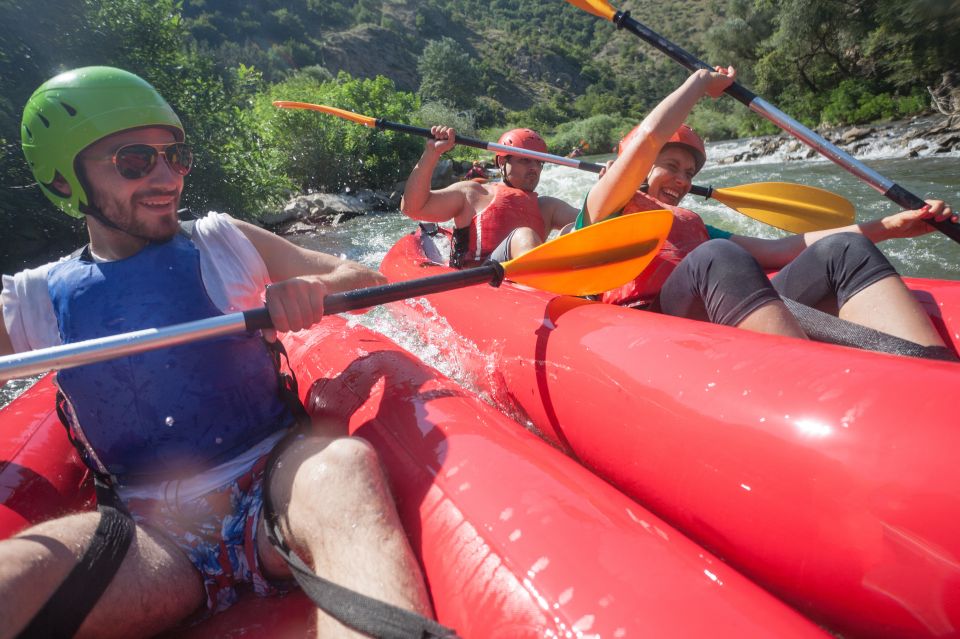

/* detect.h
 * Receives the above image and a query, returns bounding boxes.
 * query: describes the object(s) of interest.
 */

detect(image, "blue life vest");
[47,234,292,484]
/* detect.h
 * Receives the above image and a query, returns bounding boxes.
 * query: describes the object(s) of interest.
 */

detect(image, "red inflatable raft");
[0,316,825,637]
[381,227,960,639]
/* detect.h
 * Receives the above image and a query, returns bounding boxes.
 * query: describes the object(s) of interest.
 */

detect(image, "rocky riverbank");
[259,158,483,235]
[712,113,960,165]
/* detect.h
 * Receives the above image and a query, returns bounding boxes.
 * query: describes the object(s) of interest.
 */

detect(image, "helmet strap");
[498,156,517,189]
[75,164,143,237]
[88,209,125,233]
[79,198,126,233]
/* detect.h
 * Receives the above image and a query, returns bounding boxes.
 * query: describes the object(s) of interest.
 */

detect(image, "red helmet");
[494,128,547,165]
[618,123,706,173]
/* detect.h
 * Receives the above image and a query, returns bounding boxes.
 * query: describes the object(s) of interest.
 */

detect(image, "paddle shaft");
[0,264,504,379]
[608,10,960,244]
[375,118,607,172]
[381,120,765,204]
[682,184,773,203]
[302,106,783,208]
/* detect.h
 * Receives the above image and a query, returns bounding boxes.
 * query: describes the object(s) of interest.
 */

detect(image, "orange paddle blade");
[273,101,377,127]
[502,210,672,296]
[563,0,618,21]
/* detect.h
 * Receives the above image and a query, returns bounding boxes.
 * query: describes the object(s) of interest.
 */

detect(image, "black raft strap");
[449,226,471,269]
[17,477,134,639]
[17,394,136,638]
[783,298,960,361]
[262,439,459,639]
[264,337,312,428]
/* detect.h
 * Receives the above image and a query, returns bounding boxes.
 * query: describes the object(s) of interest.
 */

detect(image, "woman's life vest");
[47,234,293,485]
[450,182,545,267]
[602,190,710,307]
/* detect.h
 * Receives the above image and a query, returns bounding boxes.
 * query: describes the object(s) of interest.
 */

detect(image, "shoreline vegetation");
[2,0,959,272]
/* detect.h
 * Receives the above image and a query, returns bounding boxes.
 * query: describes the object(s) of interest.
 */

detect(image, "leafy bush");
[820,79,926,125]
[414,101,477,135]
[508,97,575,131]
[471,96,506,128]
[686,101,759,140]
[252,71,423,192]
[546,114,635,157]
[417,37,481,111]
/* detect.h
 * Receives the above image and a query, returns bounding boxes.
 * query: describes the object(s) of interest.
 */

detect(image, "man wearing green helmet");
[0,67,434,637]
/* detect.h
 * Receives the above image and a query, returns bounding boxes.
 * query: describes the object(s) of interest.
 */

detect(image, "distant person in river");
[0,67,435,637]
[577,65,958,359]
[462,160,487,181]
[401,126,578,267]
[566,140,588,158]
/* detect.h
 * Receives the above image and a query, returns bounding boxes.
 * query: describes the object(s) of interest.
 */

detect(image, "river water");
[2,140,959,406]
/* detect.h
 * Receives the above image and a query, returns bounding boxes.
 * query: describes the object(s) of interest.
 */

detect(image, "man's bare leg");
[259,419,432,637]
[0,512,204,639]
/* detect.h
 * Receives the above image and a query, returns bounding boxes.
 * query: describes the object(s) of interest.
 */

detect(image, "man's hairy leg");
[0,511,204,639]
[259,419,432,637]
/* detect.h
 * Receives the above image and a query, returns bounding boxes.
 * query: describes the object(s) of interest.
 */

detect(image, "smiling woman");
[575,64,956,355]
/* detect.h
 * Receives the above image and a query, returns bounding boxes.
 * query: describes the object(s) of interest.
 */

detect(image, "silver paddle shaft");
[0,312,249,380]
[749,98,893,194]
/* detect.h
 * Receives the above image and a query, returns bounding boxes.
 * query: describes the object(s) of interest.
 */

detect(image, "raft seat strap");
[449,226,470,269]
[784,298,960,361]
[16,476,134,639]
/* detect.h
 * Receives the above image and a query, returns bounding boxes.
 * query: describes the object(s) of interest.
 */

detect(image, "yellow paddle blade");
[273,101,377,128]
[564,0,618,21]
[710,182,855,233]
[502,210,673,296]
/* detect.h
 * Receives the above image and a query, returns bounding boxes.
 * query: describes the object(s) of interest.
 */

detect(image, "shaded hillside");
[181,0,714,117]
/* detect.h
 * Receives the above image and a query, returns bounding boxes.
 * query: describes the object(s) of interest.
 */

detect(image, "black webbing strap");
[261,459,459,639]
[17,477,134,639]
[449,226,471,269]
[784,298,959,361]
[265,337,312,428]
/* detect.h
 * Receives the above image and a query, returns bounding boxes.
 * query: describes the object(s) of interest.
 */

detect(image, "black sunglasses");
[107,142,194,180]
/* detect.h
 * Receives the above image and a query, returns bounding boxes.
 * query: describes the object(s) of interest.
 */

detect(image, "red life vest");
[453,182,545,266]
[602,190,710,308]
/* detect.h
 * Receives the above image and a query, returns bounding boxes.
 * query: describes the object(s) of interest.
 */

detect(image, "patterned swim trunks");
[126,453,290,615]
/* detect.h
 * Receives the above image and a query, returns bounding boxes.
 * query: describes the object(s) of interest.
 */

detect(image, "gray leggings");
[657,234,898,326]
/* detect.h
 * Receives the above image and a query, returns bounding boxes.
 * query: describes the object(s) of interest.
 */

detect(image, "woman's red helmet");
[618,123,706,173]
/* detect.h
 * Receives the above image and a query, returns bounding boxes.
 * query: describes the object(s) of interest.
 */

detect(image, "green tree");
[82,0,287,216]
[416,37,481,111]
[253,72,422,192]
[546,114,634,157]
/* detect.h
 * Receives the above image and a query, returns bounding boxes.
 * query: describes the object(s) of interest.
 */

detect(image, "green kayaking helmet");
[21,66,184,218]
